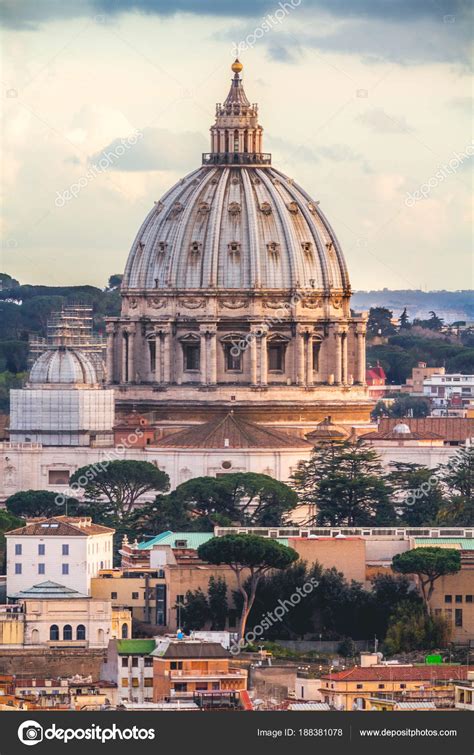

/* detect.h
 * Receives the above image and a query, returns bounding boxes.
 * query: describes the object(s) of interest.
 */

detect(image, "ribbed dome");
[123,166,349,291]
[29,347,98,386]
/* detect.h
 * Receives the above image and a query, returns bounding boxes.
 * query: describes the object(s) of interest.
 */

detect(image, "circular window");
[221,461,232,469]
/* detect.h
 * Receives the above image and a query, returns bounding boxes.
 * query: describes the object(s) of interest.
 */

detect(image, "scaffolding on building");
[28,305,107,380]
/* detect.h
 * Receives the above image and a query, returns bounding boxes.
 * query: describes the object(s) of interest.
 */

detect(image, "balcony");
[202,152,271,166]
[169,669,246,682]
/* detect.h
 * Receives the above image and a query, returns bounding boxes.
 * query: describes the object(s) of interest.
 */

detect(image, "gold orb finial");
[231,58,243,74]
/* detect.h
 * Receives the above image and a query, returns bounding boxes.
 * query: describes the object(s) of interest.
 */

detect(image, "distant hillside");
[352,290,473,323]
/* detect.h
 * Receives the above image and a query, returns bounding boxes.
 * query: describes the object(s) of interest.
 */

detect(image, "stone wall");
[0,648,106,679]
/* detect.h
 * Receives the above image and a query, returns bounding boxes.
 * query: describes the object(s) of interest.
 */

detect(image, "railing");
[202,152,271,166]
[214,526,474,538]
[170,669,245,679]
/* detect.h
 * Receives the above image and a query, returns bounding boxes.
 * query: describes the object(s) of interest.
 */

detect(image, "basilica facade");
[106,61,371,428]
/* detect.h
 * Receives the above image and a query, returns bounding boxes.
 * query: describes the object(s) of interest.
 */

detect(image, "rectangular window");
[38,563,45,575]
[132,592,139,600]
[176,595,185,605]
[144,678,153,687]
[15,563,22,574]
[312,341,321,372]
[455,608,463,627]
[173,683,187,692]
[466,595,473,603]
[170,661,183,670]
[378,684,385,689]
[111,592,118,600]
[132,678,139,687]
[183,343,200,371]
[62,564,69,575]
[48,470,69,485]
[268,343,284,372]
[121,658,128,668]
[224,343,242,372]
[400,684,406,689]
[38,544,45,555]
[15,544,22,555]
[356,684,363,690]
[121,679,128,687]
[144,657,153,667]
[444,595,452,603]
[455,595,462,603]
[131,658,139,667]
[62,544,69,556]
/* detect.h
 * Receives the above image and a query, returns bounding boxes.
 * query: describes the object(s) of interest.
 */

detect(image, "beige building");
[412,540,474,643]
[320,665,474,710]
[402,362,445,395]
[0,582,131,649]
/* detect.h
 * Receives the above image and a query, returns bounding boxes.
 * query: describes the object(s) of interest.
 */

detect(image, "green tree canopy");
[367,307,397,337]
[198,534,298,639]
[134,473,298,533]
[437,448,474,525]
[70,460,170,519]
[399,307,410,329]
[6,489,79,518]
[291,440,396,526]
[384,601,451,655]
[392,547,461,604]
[387,462,444,525]
[390,395,430,418]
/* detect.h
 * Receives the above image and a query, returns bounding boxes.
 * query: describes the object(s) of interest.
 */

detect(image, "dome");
[29,347,99,386]
[122,62,349,293]
[123,166,349,292]
[392,422,411,435]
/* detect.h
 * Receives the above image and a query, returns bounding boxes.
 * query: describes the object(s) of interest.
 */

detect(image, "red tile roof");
[378,417,474,442]
[6,516,114,537]
[322,665,474,682]
[362,429,442,441]
[154,411,312,449]
[366,365,387,383]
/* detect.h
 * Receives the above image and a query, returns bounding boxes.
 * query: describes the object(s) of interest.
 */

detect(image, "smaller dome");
[393,422,411,435]
[29,347,98,386]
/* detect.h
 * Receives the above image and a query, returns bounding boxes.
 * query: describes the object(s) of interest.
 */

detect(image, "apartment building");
[6,516,114,597]
[152,639,247,706]
[102,639,156,705]
[320,665,474,710]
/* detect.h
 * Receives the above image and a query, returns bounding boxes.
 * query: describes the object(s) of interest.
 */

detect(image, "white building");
[6,516,114,597]
[424,373,474,412]
[102,638,156,704]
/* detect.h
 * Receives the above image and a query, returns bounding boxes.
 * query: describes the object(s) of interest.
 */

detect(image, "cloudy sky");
[1,0,472,290]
